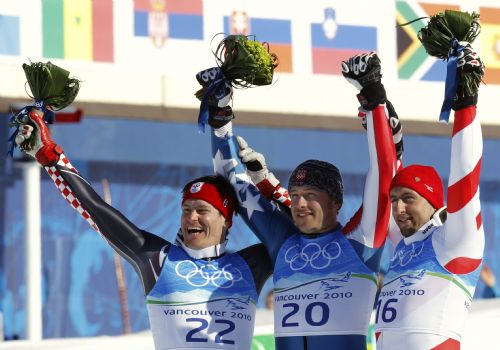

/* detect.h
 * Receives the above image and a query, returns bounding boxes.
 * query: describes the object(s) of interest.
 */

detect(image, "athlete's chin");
[296,221,321,235]
[399,226,417,237]
[185,242,206,250]
[184,236,208,249]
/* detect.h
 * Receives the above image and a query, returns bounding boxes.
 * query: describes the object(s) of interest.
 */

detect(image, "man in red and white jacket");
[374,44,485,349]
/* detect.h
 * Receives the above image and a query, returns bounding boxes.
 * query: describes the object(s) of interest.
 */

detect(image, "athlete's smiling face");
[181,199,229,249]
[290,185,339,235]
[390,186,436,237]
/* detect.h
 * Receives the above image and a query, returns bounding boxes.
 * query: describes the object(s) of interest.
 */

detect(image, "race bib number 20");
[274,278,375,336]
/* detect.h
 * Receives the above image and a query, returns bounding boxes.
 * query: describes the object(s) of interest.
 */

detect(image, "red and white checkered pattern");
[46,154,100,233]
[272,185,291,208]
[57,153,77,173]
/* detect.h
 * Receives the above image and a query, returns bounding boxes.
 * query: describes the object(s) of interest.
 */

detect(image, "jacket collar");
[403,207,446,245]
[175,231,228,259]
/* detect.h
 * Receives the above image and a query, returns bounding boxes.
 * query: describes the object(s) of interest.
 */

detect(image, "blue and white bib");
[376,231,480,340]
[273,230,378,337]
[146,245,257,350]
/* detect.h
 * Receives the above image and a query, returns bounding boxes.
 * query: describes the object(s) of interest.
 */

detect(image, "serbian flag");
[134,0,203,42]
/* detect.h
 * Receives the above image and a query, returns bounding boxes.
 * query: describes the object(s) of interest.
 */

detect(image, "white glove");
[15,121,41,158]
[236,136,279,187]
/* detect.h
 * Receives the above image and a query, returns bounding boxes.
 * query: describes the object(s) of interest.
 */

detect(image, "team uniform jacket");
[42,155,272,350]
[376,105,484,350]
[211,104,397,350]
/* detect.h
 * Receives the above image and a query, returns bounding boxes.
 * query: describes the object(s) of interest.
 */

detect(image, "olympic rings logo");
[175,260,243,288]
[284,242,342,271]
[390,241,425,268]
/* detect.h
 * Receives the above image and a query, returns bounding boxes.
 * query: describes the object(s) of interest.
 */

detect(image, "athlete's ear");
[221,219,231,241]
[332,200,341,215]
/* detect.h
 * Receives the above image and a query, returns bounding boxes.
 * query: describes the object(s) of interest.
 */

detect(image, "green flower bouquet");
[8,61,81,154]
[214,34,278,87]
[416,10,481,121]
[196,35,279,131]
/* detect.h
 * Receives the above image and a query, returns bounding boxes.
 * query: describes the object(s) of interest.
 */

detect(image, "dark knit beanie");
[288,160,344,206]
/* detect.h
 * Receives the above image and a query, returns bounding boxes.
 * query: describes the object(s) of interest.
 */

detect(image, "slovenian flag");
[311,8,377,75]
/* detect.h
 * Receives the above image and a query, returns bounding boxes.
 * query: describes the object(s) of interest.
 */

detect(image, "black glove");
[452,43,484,111]
[341,52,386,110]
[208,106,234,129]
[195,67,233,108]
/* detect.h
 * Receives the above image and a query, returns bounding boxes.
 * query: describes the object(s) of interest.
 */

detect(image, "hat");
[182,181,236,227]
[390,165,444,209]
[288,160,344,206]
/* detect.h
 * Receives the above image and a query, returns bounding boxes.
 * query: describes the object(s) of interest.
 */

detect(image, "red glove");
[15,109,63,166]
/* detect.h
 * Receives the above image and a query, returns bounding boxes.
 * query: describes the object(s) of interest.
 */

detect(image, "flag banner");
[311,8,377,75]
[42,0,114,62]
[0,14,20,56]
[396,1,460,81]
[479,7,500,84]
[134,0,203,47]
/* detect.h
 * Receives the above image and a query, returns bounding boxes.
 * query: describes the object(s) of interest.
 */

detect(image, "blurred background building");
[0,0,499,344]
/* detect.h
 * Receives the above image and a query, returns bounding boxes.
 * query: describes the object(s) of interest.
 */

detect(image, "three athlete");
[15,44,485,350]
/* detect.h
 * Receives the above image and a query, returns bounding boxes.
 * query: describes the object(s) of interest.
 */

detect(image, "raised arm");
[339,53,398,267]
[16,110,168,293]
[434,45,484,273]
[235,88,403,239]
[236,135,291,216]
[236,104,397,254]
[211,121,296,263]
